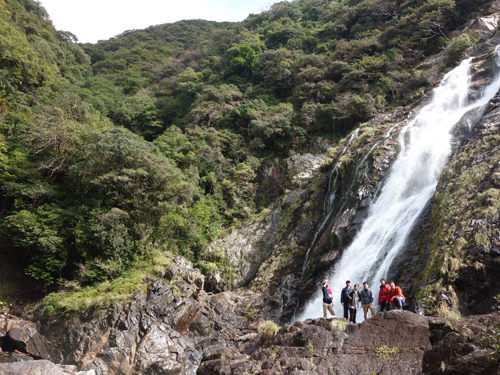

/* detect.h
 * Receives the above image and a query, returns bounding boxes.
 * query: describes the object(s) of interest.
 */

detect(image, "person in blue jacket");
[340,280,352,320]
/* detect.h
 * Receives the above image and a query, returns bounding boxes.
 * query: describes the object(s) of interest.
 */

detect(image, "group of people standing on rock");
[322,278,405,323]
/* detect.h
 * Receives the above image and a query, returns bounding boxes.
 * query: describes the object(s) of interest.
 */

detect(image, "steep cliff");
[205,6,500,321]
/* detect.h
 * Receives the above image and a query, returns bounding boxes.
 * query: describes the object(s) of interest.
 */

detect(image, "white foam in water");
[299,48,500,322]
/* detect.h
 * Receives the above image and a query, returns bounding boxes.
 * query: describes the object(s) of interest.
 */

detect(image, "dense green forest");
[0,0,490,293]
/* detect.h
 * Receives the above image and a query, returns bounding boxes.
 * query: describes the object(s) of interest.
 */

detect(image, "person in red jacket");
[388,280,405,310]
[378,278,391,312]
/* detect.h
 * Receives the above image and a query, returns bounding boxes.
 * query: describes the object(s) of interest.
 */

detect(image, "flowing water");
[301,128,360,275]
[299,49,500,322]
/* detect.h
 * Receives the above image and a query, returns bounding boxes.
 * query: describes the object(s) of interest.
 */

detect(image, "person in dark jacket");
[347,284,361,323]
[340,280,352,320]
[378,278,391,312]
[360,282,375,320]
[322,280,335,318]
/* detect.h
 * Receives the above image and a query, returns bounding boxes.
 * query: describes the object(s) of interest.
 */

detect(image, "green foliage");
[43,253,171,312]
[445,32,479,67]
[305,340,314,350]
[227,44,259,78]
[0,0,490,296]
[376,346,400,361]
[478,294,500,362]
[259,320,280,339]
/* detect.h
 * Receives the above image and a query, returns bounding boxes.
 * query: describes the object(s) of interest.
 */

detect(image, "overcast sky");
[39,0,282,44]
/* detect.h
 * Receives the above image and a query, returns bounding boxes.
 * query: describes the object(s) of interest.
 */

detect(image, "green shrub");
[259,321,280,339]
[376,346,399,361]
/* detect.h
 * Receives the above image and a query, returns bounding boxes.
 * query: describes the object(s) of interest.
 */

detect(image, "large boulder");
[343,311,432,351]
[7,327,49,359]
[0,360,66,375]
[0,315,49,359]
[422,332,497,375]
[470,15,500,41]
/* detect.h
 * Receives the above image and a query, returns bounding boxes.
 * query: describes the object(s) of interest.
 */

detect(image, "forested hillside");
[0,0,491,299]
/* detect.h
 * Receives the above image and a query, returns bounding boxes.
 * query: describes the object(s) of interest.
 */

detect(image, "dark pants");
[343,304,349,320]
[349,308,357,323]
[379,301,391,312]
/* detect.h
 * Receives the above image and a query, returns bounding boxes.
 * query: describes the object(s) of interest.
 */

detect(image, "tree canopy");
[0,0,490,288]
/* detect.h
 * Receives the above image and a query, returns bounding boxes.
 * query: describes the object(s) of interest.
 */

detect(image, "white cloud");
[39,0,279,43]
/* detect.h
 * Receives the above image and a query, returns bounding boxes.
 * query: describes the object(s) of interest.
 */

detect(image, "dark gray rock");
[35,257,279,375]
[7,326,48,359]
[0,329,7,351]
[164,265,180,280]
[423,332,498,375]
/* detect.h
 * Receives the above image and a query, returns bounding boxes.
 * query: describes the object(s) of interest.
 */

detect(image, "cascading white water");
[299,49,500,322]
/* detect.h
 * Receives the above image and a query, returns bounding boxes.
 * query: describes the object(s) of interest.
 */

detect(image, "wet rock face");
[467,35,500,102]
[197,311,497,375]
[37,256,280,375]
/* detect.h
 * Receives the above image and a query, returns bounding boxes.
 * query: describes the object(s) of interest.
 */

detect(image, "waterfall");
[301,128,360,274]
[289,129,360,321]
[299,49,500,322]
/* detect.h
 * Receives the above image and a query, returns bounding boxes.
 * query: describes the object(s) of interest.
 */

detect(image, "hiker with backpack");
[322,280,335,318]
